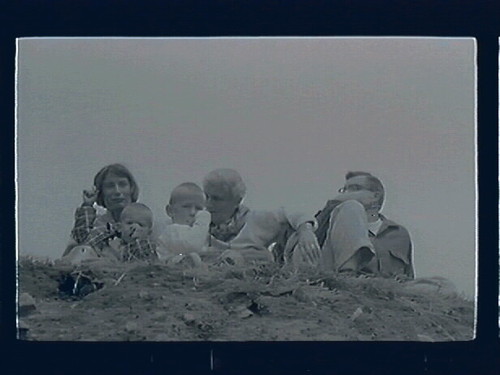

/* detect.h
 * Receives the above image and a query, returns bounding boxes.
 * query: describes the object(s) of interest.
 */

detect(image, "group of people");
[62,163,414,279]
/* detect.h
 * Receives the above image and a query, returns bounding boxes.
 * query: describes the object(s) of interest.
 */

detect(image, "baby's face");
[120,211,152,243]
[168,196,205,226]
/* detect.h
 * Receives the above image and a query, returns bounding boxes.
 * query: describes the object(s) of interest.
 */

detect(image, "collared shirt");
[65,205,162,261]
[209,205,317,253]
[63,206,117,257]
[367,218,383,236]
[365,214,414,278]
[120,238,160,262]
[209,205,251,243]
[70,205,119,252]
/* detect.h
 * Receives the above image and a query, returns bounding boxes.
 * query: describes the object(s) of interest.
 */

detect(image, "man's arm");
[405,240,415,279]
[276,208,321,265]
[228,208,320,264]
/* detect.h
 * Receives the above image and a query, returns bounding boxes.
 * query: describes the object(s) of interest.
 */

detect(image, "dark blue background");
[1,1,499,374]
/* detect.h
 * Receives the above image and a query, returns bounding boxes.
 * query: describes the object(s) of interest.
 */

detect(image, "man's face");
[101,172,132,212]
[167,196,205,226]
[340,176,379,209]
[204,185,240,225]
[120,211,152,243]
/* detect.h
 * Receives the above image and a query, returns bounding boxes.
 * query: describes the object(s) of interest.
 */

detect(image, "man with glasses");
[314,171,414,278]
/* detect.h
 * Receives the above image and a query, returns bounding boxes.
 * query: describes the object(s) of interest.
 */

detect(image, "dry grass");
[17,256,475,341]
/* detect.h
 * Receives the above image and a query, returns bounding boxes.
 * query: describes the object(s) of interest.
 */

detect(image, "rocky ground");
[17,255,475,341]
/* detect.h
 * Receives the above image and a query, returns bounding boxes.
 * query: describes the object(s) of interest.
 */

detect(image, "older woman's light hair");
[203,168,247,201]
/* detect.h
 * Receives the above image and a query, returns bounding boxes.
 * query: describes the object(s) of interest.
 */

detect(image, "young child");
[114,202,161,262]
[61,202,161,264]
[159,182,234,268]
[159,182,212,256]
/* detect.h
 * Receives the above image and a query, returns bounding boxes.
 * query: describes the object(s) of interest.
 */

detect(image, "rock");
[19,293,36,316]
[62,245,99,265]
[169,253,203,268]
[292,287,312,303]
[220,250,245,266]
[236,308,254,319]
[182,313,196,325]
[403,277,457,296]
[169,254,185,264]
[350,307,363,322]
[125,321,138,332]
[186,253,203,268]
[197,321,213,333]
[152,311,168,322]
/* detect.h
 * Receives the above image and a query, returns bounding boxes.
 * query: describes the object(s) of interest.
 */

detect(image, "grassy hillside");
[17,256,474,341]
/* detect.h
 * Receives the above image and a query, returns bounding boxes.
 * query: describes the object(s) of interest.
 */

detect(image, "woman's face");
[204,184,240,225]
[101,172,132,212]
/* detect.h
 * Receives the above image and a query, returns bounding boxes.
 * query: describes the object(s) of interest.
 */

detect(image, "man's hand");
[82,186,99,207]
[129,226,139,240]
[394,274,411,283]
[296,222,321,265]
[219,249,246,266]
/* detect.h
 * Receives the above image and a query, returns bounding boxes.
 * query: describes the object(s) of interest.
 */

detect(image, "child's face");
[120,211,152,243]
[167,195,205,226]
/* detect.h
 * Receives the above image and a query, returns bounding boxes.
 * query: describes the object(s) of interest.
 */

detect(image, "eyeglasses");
[338,184,366,193]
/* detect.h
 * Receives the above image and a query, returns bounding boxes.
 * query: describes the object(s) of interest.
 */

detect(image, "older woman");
[203,168,321,265]
[62,163,139,257]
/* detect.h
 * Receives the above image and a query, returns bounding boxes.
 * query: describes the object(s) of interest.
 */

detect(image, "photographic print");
[16,37,476,341]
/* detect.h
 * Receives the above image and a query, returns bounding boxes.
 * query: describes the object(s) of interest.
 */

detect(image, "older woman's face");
[101,172,132,212]
[204,184,240,225]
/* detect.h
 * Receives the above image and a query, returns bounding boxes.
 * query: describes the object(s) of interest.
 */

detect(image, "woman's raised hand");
[82,186,99,206]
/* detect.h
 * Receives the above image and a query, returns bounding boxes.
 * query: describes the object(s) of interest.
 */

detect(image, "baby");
[62,202,160,264]
[115,203,161,262]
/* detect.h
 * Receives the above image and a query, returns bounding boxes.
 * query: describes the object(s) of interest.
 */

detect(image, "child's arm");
[208,235,230,251]
[155,237,175,261]
[171,211,212,253]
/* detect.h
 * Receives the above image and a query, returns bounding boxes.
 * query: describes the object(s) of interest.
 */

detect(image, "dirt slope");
[17,256,474,341]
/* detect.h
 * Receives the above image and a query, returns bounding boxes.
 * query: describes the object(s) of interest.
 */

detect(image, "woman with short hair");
[62,163,139,257]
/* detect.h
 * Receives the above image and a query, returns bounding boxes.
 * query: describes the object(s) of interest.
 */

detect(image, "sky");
[16,37,476,297]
